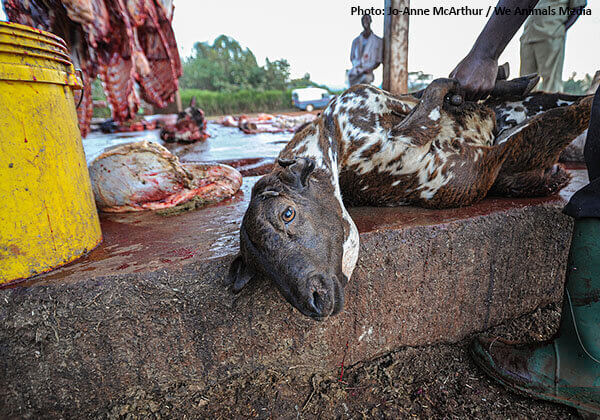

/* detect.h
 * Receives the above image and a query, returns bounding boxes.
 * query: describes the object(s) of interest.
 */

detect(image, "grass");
[180,89,294,115]
[91,86,304,118]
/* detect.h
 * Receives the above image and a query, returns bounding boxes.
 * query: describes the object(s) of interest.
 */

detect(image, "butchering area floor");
[1,121,588,419]
[82,123,288,165]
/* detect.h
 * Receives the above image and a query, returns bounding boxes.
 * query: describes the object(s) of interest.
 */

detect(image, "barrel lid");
[0,21,81,88]
[0,21,68,49]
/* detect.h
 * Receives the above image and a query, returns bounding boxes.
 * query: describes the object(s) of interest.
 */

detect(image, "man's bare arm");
[565,0,587,30]
[450,0,539,100]
[565,8,584,30]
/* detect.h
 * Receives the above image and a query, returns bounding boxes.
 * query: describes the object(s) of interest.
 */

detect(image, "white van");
[291,87,334,112]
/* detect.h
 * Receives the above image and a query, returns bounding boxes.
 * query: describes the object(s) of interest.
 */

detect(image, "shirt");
[520,0,587,43]
[349,32,383,76]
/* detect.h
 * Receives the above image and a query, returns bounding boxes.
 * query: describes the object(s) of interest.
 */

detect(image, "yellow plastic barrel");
[0,22,102,284]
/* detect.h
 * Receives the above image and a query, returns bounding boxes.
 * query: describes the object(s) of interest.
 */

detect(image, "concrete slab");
[0,169,588,417]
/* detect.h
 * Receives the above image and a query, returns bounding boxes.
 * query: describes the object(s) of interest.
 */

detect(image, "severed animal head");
[227,157,348,320]
[179,96,205,127]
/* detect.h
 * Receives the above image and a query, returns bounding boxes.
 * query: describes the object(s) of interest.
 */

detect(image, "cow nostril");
[307,291,320,313]
[312,291,322,310]
[307,275,332,316]
[308,288,327,315]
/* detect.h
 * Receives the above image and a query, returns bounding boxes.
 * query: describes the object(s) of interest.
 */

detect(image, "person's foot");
[472,218,600,418]
[471,334,600,417]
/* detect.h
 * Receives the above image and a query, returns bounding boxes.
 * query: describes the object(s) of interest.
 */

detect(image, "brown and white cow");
[227,77,593,320]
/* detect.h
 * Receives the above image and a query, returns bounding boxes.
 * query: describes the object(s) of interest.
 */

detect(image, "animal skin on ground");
[88,141,241,212]
[227,77,593,321]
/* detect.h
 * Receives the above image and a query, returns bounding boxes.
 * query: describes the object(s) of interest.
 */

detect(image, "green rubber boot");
[471,218,600,417]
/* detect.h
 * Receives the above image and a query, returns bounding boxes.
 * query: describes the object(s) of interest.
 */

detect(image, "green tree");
[180,35,290,92]
[263,58,290,90]
[563,72,592,95]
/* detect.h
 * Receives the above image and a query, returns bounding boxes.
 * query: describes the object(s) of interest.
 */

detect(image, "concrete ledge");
[0,172,586,417]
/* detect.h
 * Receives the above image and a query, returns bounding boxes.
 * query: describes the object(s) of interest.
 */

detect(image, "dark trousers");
[564,86,600,218]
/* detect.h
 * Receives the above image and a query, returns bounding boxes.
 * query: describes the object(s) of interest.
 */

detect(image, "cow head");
[227,157,348,320]
[178,96,205,127]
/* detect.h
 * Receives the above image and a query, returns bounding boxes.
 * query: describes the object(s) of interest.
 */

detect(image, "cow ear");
[190,96,197,108]
[227,254,255,293]
[278,157,316,188]
[277,157,295,168]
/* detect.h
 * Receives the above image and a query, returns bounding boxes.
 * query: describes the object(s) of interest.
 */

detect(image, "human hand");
[449,52,498,101]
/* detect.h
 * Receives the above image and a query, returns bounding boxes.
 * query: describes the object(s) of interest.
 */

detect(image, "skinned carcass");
[2,0,182,137]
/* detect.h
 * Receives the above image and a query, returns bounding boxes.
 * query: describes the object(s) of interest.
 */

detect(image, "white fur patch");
[556,99,573,106]
[428,107,440,121]
[341,213,359,280]
[498,102,529,125]
[295,129,326,169]
[324,129,360,281]
[495,121,530,144]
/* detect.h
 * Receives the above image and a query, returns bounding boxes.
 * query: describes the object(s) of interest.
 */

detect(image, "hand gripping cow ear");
[227,254,255,293]
[277,157,316,189]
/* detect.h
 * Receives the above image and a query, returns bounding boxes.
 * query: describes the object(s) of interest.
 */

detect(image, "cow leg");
[490,164,571,197]
[490,90,587,134]
[495,96,592,175]
[491,95,591,198]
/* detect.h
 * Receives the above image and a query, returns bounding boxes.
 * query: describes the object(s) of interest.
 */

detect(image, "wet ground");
[82,123,291,165]
[5,169,585,290]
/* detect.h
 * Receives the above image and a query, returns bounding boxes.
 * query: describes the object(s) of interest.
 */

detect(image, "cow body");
[228,78,593,319]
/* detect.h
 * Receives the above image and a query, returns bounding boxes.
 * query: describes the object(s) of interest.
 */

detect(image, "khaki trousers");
[520,37,566,93]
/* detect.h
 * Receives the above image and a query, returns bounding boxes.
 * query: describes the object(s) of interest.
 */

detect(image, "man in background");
[347,15,383,86]
[520,0,587,92]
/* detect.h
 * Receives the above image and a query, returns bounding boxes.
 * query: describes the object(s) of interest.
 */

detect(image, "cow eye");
[445,93,463,106]
[282,206,295,223]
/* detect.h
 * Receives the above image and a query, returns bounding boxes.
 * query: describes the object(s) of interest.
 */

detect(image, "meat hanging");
[2,0,182,137]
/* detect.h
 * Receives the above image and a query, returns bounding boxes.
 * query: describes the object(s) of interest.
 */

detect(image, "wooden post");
[383,0,409,94]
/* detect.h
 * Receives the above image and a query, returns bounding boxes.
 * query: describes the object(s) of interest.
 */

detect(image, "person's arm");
[565,0,586,30]
[565,13,581,30]
[450,0,539,100]
[566,0,587,30]
[359,62,381,75]
[350,37,361,68]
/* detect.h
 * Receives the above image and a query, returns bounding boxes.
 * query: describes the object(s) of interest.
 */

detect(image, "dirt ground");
[103,302,581,419]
